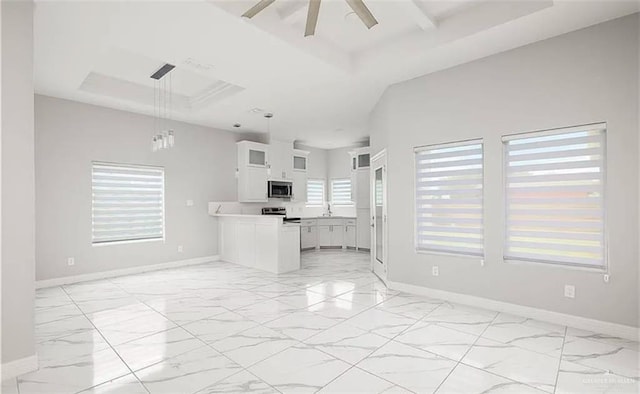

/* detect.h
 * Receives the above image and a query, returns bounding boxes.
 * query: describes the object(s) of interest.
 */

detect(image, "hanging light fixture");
[151,63,176,152]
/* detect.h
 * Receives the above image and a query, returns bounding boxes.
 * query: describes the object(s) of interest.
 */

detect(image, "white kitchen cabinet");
[269,140,294,180]
[215,214,300,274]
[345,224,356,248]
[292,171,307,203]
[237,141,269,202]
[331,225,344,247]
[318,225,331,247]
[317,218,345,248]
[301,225,317,250]
[356,208,371,250]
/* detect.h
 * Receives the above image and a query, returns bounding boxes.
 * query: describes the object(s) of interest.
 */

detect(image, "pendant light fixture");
[151,63,176,152]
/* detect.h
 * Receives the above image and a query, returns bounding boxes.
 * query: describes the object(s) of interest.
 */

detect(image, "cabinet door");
[237,222,256,267]
[248,148,268,167]
[345,225,356,248]
[292,171,307,203]
[293,156,307,171]
[318,225,331,247]
[331,225,344,247]
[301,226,317,249]
[246,166,268,201]
[356,169,370,208]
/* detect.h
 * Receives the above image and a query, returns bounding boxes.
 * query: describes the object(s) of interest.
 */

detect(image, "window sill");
[504,258,608,274]
[415,248,484,262]
[92,238,165,247]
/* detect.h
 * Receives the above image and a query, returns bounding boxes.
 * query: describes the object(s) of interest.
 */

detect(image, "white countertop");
[301,216,356,219]
[210,213,279,218]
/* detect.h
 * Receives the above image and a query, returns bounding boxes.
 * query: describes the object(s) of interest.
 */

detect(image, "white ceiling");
[34,0,639,149]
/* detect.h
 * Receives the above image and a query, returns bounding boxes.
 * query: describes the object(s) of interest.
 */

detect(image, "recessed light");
[264,112,274,118]
[233,123,241,128]
[249,108,264,113]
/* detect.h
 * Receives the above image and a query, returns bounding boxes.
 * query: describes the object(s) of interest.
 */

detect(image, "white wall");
[1,0,36,366]
[370,14,639,327]
[35,95,238,281]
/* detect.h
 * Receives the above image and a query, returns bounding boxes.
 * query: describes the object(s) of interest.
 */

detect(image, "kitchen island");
[209,205,300,274]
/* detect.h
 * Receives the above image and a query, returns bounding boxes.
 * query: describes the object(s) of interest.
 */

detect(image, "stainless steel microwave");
[268,180,293,198]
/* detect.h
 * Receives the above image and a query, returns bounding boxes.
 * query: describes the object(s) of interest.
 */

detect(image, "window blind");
[415,140,484,257]
[92,162,165,244]
[331,179,352,205]
[307,179,324,205]
[503,124,606,268]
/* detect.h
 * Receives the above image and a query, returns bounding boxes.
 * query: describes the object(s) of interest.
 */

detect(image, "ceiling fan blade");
[344,0,378,29]
[242,0,276,19]
[304,0,321,37]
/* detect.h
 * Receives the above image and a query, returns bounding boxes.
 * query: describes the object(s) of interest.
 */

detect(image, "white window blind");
[503,124,606,269]
[307,179,324,205]
[92,162,165,244]
[415,140,484,257]
[331,179,352,205]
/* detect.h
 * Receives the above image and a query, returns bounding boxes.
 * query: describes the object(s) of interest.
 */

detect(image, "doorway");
[370,150,387,283]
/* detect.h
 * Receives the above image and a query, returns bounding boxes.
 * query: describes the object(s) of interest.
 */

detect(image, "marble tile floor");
[2,250,638,393]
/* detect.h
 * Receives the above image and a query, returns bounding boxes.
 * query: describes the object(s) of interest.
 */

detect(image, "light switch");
[186,200,194,207]
[432,266,439,276]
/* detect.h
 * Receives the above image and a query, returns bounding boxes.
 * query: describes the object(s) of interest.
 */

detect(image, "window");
[307,179,325,206]
[414,140,484,257]
[503,124,606,269]
[91,162,165,244]
[331,179,353,205]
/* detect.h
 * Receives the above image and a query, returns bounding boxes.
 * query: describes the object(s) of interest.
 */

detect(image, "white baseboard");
[387,280,639,341]
[36,255,220,289]
[1,354,38,380]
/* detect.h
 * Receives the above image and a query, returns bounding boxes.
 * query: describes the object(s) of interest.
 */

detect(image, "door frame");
[370,149,388,284]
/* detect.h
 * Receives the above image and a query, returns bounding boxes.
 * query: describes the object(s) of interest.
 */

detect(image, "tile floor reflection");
[2,250,638,393]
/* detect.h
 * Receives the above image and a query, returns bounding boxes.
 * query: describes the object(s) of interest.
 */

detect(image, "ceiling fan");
[242,0,378,37]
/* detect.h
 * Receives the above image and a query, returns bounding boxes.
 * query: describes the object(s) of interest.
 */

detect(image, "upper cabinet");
[291,149,309,203]
[349,147,371,209]
[350,147,370,170]
[269,140,294,180]
[237,141,269,202]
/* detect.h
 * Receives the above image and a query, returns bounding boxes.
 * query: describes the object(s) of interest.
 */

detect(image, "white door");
[371,151,387,282]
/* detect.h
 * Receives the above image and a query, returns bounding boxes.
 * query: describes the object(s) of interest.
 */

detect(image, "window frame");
[330,178,354,206]
[91,161,166,246]
[306,178,325,206]
[413,138,485,259]
[501,123,607,272]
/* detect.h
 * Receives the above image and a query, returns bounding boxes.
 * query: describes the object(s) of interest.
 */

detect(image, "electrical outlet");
[564,285,575,299]
[67,257,75,266]
[432,266,439,276]
[177,245,184,253]
[186,200,194,207]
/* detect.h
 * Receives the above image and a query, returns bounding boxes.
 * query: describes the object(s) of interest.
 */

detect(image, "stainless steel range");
[261,207,300,223]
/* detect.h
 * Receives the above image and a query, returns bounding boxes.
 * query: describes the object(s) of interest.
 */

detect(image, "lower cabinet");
[318,225,331,247]
[345,225,356,248]
[301,225,317,250]
[300,218,359,250]
[318,223,344,248]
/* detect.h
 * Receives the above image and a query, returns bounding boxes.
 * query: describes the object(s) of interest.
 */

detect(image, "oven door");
[268,181,292,198]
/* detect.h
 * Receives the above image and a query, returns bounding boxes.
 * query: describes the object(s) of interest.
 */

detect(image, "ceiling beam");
[402,0,438,30]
